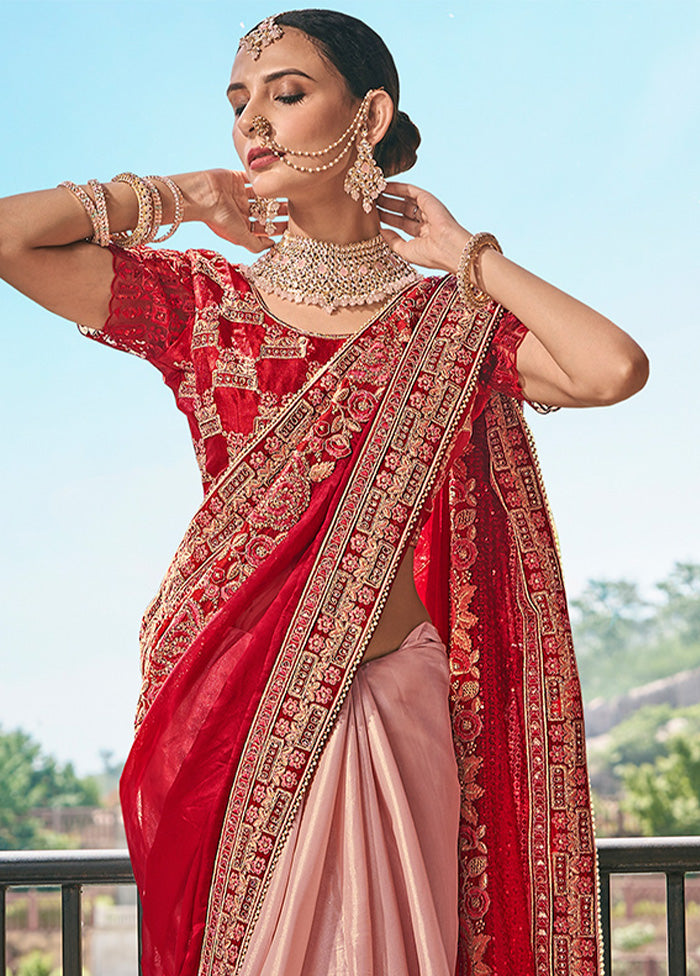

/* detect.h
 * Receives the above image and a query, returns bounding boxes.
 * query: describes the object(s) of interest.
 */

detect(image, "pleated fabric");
[239,621,461,976]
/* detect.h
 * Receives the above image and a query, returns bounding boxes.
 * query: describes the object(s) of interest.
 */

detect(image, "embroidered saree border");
[484,395,603,976]
[445,455,491,975]
[133,285,414,726]
[198,283,505,975]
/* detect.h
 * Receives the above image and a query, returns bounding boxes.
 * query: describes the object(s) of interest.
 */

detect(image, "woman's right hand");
[196,169,287,252]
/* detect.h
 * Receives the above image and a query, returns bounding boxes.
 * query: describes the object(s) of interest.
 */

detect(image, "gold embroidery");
[193,388,223,440]
[259,335,309,359]
[485,394,603,975]
[192,306,222,349]
[198,284,501,975]
[213,347,259,391]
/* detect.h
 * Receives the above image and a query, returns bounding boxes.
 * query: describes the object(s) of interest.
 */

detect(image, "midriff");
[360,544,432,665]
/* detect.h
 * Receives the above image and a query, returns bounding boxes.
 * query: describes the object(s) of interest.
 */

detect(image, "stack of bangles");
[456,231,502,309]
[57,173,185,248]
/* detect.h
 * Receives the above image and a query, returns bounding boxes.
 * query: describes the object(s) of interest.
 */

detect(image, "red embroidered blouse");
[80,245,527,493]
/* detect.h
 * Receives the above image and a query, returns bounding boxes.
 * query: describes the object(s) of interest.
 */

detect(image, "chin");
[249,174,288,199]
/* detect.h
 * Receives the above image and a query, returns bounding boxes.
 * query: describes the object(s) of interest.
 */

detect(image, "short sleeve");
[78,244,196,369]
[480,309,528,399]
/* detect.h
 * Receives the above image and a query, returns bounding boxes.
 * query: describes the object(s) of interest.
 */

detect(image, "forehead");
[229,26,340,86]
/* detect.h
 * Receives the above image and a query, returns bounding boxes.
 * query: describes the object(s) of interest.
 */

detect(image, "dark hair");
[268,9,420,177]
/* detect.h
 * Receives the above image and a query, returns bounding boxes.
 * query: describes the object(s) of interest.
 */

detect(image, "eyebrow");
[227,69,315,95]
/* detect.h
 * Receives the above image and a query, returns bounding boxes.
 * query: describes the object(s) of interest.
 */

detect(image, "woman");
[0,9,648,976]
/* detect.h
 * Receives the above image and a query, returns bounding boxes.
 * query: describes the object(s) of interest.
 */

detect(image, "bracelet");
[145,175,184,243]
[142,177,163,243]
[456,232,502,309]
[110,172,156,247]
[527,400,561,415]
[87,180,110,246]
[58,172,184,248]
[57,181,101,243]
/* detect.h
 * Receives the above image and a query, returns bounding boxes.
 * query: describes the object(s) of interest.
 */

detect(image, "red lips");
[247,147,279,167]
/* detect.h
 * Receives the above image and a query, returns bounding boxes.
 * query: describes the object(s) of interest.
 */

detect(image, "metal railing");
[597,836,700,976]
[1,838,699,975]
[0,849,138,976]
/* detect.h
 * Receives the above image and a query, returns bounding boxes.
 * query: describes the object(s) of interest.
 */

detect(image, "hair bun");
[376,109,421,178]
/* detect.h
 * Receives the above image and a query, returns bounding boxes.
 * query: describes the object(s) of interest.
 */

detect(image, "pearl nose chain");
[251,89,381,174]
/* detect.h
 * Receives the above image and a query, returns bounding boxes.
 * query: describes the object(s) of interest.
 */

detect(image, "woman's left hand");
[377,181,469,272]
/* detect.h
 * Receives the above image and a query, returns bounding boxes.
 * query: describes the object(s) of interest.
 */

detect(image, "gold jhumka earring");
[249,90,387,212]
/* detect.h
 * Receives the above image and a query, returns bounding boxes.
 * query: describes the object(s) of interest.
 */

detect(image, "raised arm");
[378,183,649,408]
[0,170,280,330]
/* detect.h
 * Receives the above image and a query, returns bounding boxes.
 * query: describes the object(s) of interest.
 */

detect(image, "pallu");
[110,268,602,976]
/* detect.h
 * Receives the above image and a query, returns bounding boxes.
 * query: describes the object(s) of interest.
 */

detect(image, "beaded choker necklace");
[242,232,422,314]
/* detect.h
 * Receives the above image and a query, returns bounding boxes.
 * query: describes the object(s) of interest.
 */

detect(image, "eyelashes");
[276,92,305,106]
[232,91,306,117]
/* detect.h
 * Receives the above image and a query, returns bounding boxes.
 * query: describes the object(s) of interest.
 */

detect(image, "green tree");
[0,727,99,851]
[571,579,651,699]
[621,729,700,835]
[572,563,700,700]
[655,561,700,645]
[16,953,52,976]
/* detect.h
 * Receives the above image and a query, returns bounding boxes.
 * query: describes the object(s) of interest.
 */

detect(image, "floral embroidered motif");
[484,395,603,974]
[77,243,548,976]
[198,284,502,976]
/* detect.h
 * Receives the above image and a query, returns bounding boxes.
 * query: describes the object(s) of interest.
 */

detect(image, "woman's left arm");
[378,183,649,408]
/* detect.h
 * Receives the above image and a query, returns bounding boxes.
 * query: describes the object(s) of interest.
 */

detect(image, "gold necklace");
[242,232,422,314]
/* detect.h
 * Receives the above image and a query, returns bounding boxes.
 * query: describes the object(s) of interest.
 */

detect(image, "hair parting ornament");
[239,15,285,60]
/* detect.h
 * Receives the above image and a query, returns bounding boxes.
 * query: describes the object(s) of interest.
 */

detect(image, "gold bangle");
[87,180,110,246]
[58,181,101,243]
[143,177,163,243]
[145,175,184,243]
[110,172,156,247]
[457,232,502,309]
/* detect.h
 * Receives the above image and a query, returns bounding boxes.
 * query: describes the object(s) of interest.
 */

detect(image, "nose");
[235,104,257,137]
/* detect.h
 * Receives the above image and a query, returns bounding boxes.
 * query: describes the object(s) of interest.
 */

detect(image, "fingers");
[378,191,423,226]
[382,180,420,198]
[377,204,423,240]
[380,228,411,261]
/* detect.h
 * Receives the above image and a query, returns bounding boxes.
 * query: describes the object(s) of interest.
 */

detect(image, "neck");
[286,185,380,244]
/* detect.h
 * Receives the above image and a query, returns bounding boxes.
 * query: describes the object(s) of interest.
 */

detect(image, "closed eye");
[231,92,304,117]
[276,93,305,105]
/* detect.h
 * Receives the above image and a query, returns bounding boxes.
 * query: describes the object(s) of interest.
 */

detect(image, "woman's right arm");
[0,170,274,330]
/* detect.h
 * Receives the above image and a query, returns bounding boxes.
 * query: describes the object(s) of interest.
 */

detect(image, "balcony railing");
[1,837,699,975]
[597,836,700,976]
[0,849,138,976]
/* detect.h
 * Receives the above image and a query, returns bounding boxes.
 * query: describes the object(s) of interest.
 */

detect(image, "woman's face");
[228,27,358,202]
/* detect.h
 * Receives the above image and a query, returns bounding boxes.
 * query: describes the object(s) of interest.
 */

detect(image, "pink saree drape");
[239,621,461,976]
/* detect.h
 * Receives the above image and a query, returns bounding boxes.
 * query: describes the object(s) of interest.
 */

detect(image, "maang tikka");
[239,15,284,60]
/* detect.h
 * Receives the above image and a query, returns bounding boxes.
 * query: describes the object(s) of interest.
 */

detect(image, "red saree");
[81,245,602,976]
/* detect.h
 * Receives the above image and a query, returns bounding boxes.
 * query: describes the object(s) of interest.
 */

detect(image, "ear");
[365,89,395,147]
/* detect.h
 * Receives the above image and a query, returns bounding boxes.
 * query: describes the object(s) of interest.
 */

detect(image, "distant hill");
[585,665,700,738]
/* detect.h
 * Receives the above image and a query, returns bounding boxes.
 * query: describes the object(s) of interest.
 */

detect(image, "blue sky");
[1,0,698,774]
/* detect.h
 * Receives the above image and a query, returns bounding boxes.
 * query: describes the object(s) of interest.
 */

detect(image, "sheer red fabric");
[79,245,601,976]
